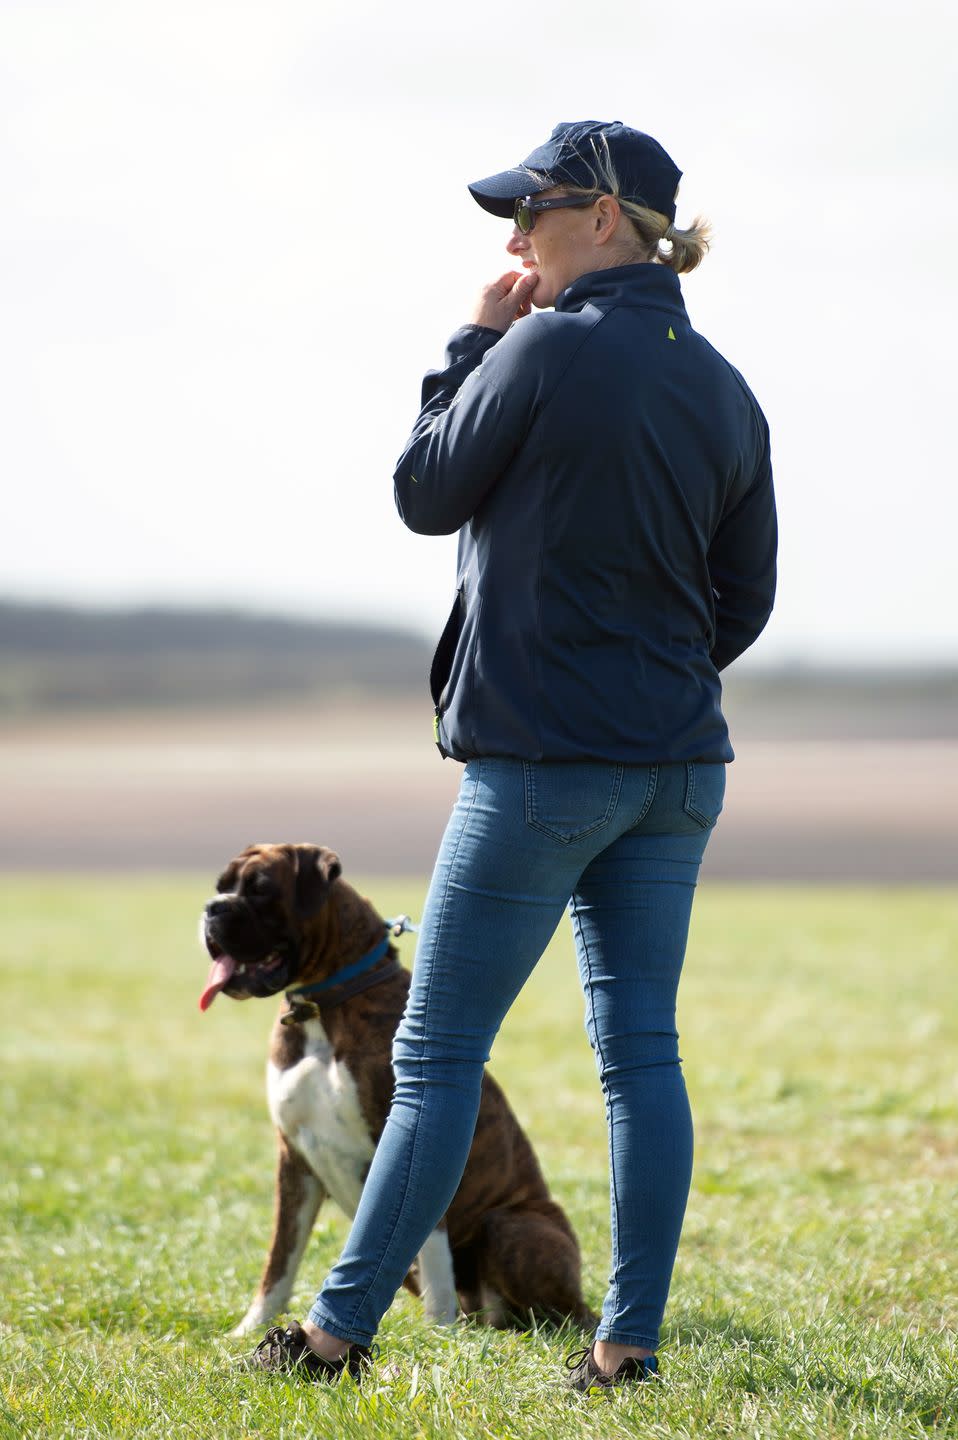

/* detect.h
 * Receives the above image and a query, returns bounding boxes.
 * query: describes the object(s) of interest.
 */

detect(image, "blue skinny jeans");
[308,756,725,1350]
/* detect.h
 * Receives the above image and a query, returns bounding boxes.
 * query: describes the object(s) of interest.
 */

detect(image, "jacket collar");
[555,262,687,318]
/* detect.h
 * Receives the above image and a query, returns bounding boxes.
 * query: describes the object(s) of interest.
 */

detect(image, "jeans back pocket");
[523,761,624,844]
[683,761,726,830]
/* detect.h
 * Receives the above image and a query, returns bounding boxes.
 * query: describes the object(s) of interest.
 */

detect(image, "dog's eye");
[249,875,278,899]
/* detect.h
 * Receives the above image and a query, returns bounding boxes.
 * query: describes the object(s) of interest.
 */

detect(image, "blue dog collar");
[289,934,391,1000]
[287,915,418,1002]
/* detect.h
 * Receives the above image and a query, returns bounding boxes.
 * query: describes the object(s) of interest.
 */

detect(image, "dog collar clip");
[387,914,419,937]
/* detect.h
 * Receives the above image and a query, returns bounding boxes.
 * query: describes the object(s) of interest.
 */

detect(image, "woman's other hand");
[471,270,539,332]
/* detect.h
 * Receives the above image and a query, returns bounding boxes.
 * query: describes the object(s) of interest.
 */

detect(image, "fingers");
[513,271,538,319]
[471,270,539,332]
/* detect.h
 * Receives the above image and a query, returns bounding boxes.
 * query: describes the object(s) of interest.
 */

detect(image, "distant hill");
[0,601,432,713]
[720,663,958,741]
[1,600,956,737]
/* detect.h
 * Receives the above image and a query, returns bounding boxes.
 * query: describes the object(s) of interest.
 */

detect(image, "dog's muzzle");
[199,897,298,1011]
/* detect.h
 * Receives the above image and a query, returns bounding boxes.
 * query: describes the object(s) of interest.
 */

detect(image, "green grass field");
[2,878,956,1438]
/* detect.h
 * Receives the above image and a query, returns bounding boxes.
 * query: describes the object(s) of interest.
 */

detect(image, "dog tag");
[281,999,319,1026]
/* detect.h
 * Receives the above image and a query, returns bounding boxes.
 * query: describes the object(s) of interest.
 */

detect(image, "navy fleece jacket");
[394,263,777,763]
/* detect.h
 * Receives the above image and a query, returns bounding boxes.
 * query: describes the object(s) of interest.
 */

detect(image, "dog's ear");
[216,844,260,893]
[216,859,243,893]
[292,844,342,918]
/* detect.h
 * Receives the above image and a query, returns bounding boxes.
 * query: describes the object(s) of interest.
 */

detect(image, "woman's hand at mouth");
[471,269,539,332]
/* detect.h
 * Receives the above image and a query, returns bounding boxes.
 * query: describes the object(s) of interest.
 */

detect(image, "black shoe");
[250,1321,375,1382]
[565,1343,659,1392]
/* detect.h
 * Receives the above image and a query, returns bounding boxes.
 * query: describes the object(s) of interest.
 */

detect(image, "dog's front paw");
[230,1307,272,1338]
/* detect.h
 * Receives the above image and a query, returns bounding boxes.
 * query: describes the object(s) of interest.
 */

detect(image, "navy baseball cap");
[469,120,682,222]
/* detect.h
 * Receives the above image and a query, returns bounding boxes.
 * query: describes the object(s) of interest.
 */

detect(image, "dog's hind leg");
[230,1132,326,1336]
[475,1206,597,1329]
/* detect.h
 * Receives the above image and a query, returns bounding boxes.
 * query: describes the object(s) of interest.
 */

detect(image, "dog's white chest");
[267,1020,375,1217]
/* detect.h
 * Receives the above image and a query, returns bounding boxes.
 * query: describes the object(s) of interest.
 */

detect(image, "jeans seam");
[325,760,483,1333]
[570,890,622,1333]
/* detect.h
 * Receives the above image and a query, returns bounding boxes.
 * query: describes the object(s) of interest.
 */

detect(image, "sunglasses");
[512,194,597,235]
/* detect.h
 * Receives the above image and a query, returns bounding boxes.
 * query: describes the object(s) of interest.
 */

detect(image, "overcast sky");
[1,0,955,664]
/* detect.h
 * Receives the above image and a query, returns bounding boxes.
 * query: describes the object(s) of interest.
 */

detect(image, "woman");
[254,119,777,1390]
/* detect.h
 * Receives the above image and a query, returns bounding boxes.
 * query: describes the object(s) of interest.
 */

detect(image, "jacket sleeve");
[707,426,778,672]
[393,322,541,536]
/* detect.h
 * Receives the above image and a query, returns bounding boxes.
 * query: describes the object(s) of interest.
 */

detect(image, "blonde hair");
[529,133,712,275]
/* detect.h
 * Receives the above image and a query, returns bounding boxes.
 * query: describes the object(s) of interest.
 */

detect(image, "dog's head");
[198,842,342,1011]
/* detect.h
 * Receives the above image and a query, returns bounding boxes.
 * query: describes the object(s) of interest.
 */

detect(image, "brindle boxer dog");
[199,842,594,1336]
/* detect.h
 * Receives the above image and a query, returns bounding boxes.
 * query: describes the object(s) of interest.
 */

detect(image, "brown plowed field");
[1,702,955,881]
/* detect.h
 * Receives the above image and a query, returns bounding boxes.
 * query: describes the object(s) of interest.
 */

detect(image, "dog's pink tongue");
[199,954,237,1012]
